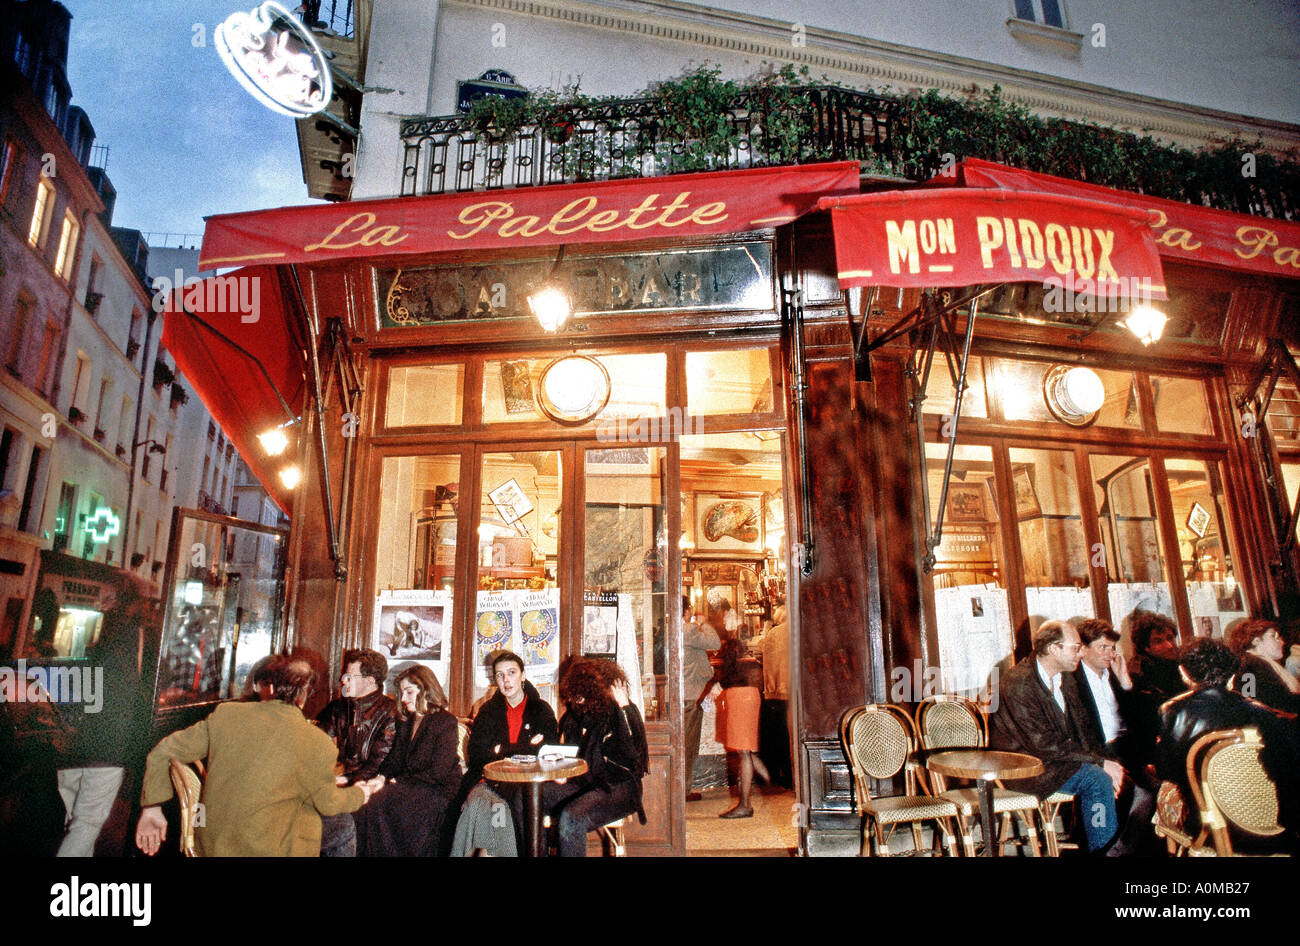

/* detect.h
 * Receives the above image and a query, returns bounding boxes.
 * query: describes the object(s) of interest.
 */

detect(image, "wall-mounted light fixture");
[1119,305,1168,346]
[1044,365,1106,426]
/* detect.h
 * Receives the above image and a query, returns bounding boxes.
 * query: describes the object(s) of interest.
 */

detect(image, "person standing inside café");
[682,596,720,802]
[989,620,1124,854]
[758,603,792,788]
[703,637,769,818]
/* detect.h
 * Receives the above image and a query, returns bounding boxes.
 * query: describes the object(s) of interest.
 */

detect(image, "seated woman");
[542,658,648,857]
[1228,619,1300,714]
[354,665,461,857]
[702,637,769,819]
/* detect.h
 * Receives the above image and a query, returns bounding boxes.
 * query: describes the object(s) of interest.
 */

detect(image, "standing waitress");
[702,638,769,818]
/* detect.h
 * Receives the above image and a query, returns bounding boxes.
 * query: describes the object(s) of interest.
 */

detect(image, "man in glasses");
[990,620,1124,854]
[315,649,398,856]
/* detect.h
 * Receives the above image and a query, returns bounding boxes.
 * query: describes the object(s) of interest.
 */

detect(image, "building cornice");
[450,0,1300,153]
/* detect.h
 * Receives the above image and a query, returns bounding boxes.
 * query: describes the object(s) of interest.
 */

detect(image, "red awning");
[944,158,1300,280]
[818,187,1166,294]
[199,161,862,269]
[161,266,305,513]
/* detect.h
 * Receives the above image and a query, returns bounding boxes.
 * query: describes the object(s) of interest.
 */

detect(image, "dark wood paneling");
[625,725,673,853]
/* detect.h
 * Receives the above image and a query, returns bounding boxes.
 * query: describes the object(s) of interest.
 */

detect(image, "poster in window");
[474,591,517,684]
[1186,501,1211,538]
[488,478,534,524]
[519,588,560,674]
[582,589,618,656]
[373,589,450,661]
[946,484,987,524]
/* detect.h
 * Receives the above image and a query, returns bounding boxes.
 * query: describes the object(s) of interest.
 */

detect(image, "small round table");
[483,757,588,857]
[926,749,1043,858]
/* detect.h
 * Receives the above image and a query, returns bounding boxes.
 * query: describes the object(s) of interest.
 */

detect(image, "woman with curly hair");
[354,665,461,856]
[701,637,768,818]
[541,657,648,856]
[1228,618,1300,714]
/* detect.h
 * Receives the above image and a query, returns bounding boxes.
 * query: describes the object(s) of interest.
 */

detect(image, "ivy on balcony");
[399,64,1298,220]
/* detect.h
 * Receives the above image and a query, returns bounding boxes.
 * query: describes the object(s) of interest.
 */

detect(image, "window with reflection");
[584,447,667,720]
[374,455,461,693]
[1151,376,1212,436]
[922,354,988,418]
[925,441,1014,695]
[1091,455,1176,630]
[994,361,1140,428]
[1167,458,1244,637]
[483,353,665,425]
[475,451,562,706]
[385,364,463,427]
[1010,447,1094,628]
[685,349,774,416]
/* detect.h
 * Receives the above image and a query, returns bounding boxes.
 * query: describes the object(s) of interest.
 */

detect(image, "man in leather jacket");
[1157,637,1298,849]
[315,649,398,856]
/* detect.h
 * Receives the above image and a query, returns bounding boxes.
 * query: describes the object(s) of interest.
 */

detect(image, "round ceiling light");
[1044,365,1105,426]
[537,355,611,425]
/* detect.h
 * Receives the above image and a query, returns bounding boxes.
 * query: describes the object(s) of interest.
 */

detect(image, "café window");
[374,454,462,694]
[1091,455,1177,624]
[1010,447,1094,626]
[384,363,464,428]
[990,360,1139,429]
[685,348,775,416]
[482,353,665,425]
[1167,458,1244,636]
[1152,375,1213,436]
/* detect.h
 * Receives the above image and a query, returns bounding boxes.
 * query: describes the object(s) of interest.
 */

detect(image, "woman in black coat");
[542,658,648,857]
[354,665,461,856]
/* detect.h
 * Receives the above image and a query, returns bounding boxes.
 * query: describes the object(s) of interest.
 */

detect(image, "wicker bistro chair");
[839,704,961,856]
[914,695,1043,856]
[1189,727,1288,857]
[169,758,206,858]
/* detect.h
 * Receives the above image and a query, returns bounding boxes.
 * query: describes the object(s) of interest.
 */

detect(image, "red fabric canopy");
[161,266,305,513]
[818,187,1166,294]
[944,158,1300,280]
[199,161,862,269]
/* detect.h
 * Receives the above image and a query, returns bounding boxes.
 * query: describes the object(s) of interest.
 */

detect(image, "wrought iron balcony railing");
[399,86,901,195]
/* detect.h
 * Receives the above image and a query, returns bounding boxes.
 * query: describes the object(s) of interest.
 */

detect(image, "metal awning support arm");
[912,286,999,573]
[1237,339,1300,553]
[287,264,347,581]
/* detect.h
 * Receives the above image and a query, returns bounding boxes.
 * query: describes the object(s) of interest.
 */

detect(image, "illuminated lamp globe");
[527,286,572,332]
[1120,305,1168,346]
[538,356,610,424]
[258,427,290,456]
[1057,366,1106,417]
[279,465,302,489]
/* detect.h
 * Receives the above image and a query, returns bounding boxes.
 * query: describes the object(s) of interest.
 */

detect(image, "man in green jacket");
[135,660,374,857]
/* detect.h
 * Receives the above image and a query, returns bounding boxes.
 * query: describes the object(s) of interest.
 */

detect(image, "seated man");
[452,651,558,856]
[136,661,374,857]
[1157,636,1299,850]
[989,620,1125,854]
[315,648,398,857]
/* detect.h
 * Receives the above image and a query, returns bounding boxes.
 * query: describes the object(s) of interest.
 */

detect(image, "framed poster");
[373,589,450,661]
[582,589,618,656]
[488,478,534,523]
[946,484,987,524]
[694,492,763,555]
[1012,467,1042,520]
[1186,501,1211,538]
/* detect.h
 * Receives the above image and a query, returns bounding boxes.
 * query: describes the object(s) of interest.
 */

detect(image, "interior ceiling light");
[1119,305,1168,346]
[527,286,572,333]
[537,355,610,425]
[1044,365,1106,427]
[278,465,302,489]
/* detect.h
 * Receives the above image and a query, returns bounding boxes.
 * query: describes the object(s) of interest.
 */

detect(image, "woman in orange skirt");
[702,638,769,818]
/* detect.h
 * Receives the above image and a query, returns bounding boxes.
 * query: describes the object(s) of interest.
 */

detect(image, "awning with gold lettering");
[944,158,1300,280]
[818,187,1167,294]
[197,161,861,269]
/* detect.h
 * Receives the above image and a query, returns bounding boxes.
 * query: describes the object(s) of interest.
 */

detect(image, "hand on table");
[135,805,168,856]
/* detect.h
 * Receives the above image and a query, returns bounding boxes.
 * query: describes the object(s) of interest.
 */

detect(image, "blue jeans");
[319,812,356,857]
[1060,763,1118,853]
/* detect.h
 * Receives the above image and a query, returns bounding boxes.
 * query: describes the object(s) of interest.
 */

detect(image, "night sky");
[59,0,320,241]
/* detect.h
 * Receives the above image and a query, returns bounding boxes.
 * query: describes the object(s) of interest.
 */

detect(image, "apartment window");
[1013,0,1065,27]
[36,321,59,399]
[141,417,155,481]
[207,420,216,441]
[8,294,33,370]
[70,353,91,414]
[0,428,14,491]
[0,140,18,208]
[54,212,79,280]
[28,177,54,249]
[95,379,111,434]
[53,482,75,551]
[118,396,134,455]
[19,446,43,532]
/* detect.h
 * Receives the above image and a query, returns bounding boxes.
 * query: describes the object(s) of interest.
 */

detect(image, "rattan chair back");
[915,695,987,750]
[169,757,205,857]
[1201,728,1283,847]
[840,703,918,788]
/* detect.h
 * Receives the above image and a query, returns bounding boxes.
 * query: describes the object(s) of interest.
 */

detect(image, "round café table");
[926,749,1043,858]
[483,757,588,857]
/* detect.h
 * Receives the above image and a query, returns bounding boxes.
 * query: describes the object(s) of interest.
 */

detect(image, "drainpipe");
[121,308,157,567]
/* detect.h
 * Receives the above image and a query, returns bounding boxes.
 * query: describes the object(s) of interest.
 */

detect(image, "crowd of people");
[989,611,1300,855]
[132,648,647,857]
